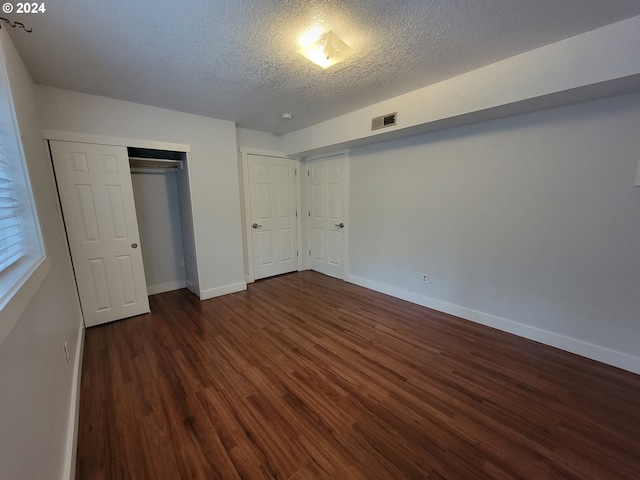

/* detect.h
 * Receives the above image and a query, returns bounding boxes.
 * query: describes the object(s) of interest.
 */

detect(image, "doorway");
[129,147,198,296]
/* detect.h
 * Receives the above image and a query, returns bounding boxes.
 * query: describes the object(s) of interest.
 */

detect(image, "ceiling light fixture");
[299,30,352,69]
[281,113,293,119]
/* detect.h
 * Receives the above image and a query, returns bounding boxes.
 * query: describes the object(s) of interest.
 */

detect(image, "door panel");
[76,184,100,241]
[50,141,150,327]
[256,184,272,218]
[328,183,340,219]
[257,230,274,266]
[88,258,110,311]
[312,228,325,262]
[106,185,128,238]
[312,183,324,218]
[248,155,298,280]
[116,254,138,305]
[277,184,292,216]
[309,154,347,279]
[278,229,293,261]
[328,230,340,266]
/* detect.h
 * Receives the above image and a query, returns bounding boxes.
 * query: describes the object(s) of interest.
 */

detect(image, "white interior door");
[248,154,298,280]
[308,154,347,279]
[50,141,150,327]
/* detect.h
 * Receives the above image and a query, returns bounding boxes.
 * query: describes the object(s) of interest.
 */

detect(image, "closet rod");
[129,157,183,170]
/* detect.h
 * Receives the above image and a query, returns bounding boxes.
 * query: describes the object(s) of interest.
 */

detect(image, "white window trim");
[0,33,49,345]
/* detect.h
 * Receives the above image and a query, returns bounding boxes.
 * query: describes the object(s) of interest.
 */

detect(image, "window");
[0,141,23,272]
[0,34,48,345]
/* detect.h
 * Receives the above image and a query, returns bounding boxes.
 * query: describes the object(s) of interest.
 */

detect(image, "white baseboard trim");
[147,280,187,295]
[346,274,640,375]
[200,282,247,300]
[62,317,85,480]
[245,275,253,284]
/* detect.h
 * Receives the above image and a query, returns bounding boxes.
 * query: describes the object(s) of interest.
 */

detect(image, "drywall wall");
[36,86,246,298]
[348,92,640,373]
[237,127,284,152]
[131,171,186,294]
[284,15,640,157]
[0,31,84,480]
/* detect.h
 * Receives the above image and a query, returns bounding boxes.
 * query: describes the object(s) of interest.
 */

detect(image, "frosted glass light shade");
[299,31,352,69]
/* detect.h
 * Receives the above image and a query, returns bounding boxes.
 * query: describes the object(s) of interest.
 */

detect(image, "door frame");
[240,148,302,283]
[303,150,350,280]
[43,130,191,153]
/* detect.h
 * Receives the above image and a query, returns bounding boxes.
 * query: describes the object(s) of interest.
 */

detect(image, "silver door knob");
[252,223,262,229]
[335,223,344,228]
[131,243,138,248]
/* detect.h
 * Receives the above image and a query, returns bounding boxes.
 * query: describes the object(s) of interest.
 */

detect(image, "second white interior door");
[308,154,347,279]
[248,154,298,280]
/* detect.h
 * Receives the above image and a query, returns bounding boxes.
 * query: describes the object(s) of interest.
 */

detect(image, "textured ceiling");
[6,1,640,135]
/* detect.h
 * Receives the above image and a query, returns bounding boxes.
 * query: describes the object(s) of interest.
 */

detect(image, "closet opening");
[128,147,199,297]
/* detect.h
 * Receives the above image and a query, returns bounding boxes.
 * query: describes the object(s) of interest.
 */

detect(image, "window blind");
[0,141,22,272]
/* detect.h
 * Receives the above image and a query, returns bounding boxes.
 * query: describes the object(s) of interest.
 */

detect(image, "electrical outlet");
[421,273,428,283]
[63,341,71,365]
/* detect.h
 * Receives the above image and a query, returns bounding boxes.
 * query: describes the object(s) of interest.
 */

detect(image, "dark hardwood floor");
[76,271,640,479]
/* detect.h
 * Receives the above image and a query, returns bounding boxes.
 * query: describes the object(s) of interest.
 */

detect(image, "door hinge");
[295,169,297,176]
[296,211,298,217]
[307,170,310,176]
[309,250,311,256]
[297,251,299,257]
[308,211,310,217]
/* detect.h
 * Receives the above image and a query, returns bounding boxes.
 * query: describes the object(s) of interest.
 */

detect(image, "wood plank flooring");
[76,271,640,479]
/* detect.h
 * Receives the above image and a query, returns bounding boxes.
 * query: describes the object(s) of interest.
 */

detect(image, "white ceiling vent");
[371,112,397,131]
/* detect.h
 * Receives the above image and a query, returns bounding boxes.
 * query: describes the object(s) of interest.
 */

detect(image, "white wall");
[285,15,640,157]
[0,32,84,480]
[236,127,284,152]
[131,170,186,294]
[348,93,640,373]
[37,86,246,298]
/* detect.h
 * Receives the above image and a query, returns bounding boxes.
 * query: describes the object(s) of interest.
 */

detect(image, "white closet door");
[50,141,149,327]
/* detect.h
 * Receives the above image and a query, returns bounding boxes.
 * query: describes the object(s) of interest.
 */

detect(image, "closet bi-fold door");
[50,141,149,327]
